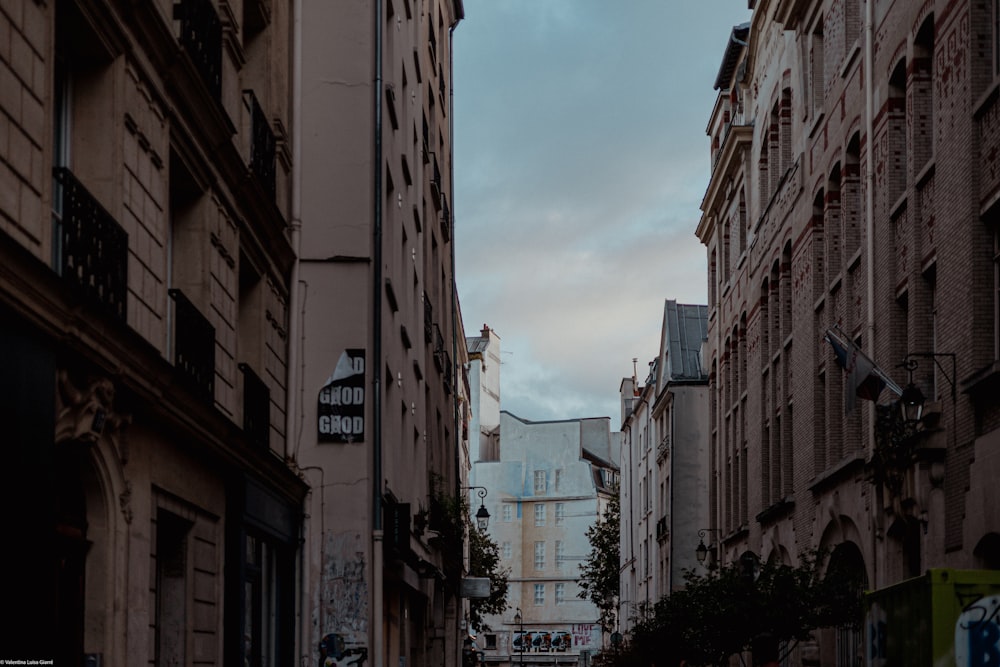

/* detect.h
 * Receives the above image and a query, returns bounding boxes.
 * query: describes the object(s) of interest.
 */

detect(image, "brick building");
[0,0,305,664]
[697,0,1000,663]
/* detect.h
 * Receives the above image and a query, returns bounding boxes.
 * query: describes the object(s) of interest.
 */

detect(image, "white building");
[468,324,502,464]
[619,300,710,632]
[471,405,618,665]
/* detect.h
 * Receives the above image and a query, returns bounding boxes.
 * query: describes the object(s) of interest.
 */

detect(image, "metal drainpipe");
[290,0,305,660]
[372,0,385,664]
[449,11,464,660]
[864,0,879,591]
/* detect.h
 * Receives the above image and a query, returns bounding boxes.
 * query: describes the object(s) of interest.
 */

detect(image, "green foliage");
[578,493,620,631]
[620,549,864,667]
[428,478,468,575]
[468,526,510,631]
[426,475,509,630]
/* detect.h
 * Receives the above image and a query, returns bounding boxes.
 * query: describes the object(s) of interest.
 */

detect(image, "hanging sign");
[318,349,366,443]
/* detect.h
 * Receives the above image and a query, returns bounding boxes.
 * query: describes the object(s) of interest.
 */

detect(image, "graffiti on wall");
[320,633,368,667]
[954,594,1000,667]
[511,625,597,653]
[319,531,369,661]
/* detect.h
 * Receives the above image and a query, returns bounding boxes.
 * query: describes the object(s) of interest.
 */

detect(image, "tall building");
[0,0,304,664]
[697,1,1000,663]
[294,2,469,667]
[472,410,618,667]
[618,300,709,633]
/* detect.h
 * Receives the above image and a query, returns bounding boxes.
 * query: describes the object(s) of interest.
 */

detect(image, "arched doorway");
[53,447,91,667]
[826,542,867,667]
[973,533,1000,570]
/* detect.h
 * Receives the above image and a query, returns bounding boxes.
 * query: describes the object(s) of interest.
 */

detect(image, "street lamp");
[695,528,721,568]
[899,352,956,425]
[513,607,524,667]
[462,486,491,531]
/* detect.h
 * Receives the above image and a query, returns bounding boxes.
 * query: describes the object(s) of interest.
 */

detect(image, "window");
[533,470,546,494]
[888,58,908,202]
[533,584,545,605]
[995,224,1000,359]
[995,0,1000,77]
[503,503,513,522]
[555,541,564,570]
[810,18,825,118]
[555,503,565,524]
[534,503,546,526]
[156,510,192,667]
[555,583,566,605]
[502,541,512,560]
[554,469,562,492]
[484,634,497,650]
[534,541,545,570]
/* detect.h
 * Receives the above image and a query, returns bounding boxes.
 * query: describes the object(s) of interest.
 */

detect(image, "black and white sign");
[318,349,366,443]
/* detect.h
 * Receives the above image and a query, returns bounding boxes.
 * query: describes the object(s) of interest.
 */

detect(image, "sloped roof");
[714,22,750,91]
[467,335,490,355]
[664,300,709,382]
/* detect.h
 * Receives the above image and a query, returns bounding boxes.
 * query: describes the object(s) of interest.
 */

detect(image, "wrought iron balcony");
[239,362,270,450]
[430,153,441,204]
[174,0,223,100]
[169,289,215,402]
[440,348,453,394]
[424,294,433,343]
[440,192,451,242]
[244,90,276,199]
[52,167,128,322]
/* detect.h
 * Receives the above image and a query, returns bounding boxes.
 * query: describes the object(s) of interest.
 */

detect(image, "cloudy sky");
[453,2,752,425]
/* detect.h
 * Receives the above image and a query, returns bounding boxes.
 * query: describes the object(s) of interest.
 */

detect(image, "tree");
[468,526,509,631]
[578,493,620,632]
[621,550,865,667]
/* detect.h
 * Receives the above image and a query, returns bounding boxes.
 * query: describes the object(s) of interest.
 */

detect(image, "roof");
[664,300,708,382]
[466,336,490,355]
[714,22,750,91]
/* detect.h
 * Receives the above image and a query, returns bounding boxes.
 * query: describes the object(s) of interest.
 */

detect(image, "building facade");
[294,2,470,667]
[698,0,1000,663]
[472,411,618,667]
[0,0,305,664]
[618,301,709,634]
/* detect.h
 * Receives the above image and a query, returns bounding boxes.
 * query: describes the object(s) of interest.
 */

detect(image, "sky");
[453,2,752,425]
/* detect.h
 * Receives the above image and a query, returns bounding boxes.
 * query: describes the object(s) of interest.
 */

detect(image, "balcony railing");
[244,90,276,200]
[430,153,441,204]
[174,0,223,100]
[424,294,433,343]
[53,167,128,322]
[239,362,270,450]
[440,348,452,394]
[433,324,445,371]
[169,288,215,402]
[440,192,451,241]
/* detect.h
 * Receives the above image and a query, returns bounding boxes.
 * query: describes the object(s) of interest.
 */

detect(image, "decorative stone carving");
[56,370,131,458]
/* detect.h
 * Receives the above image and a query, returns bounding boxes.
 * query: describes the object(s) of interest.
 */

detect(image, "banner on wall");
[318,349,366,443]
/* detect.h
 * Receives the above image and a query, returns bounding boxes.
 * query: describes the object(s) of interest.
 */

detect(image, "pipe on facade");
[372,0,385,664]
[864,0,876,446]
[289,0,307,661]
[863,0,881,592]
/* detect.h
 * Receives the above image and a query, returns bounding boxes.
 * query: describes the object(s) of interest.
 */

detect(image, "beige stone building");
[292,2,470,667]
[698,0,1000,663]
[618,301,710,633]
[0,0,470,665]
[0,0,304,664]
